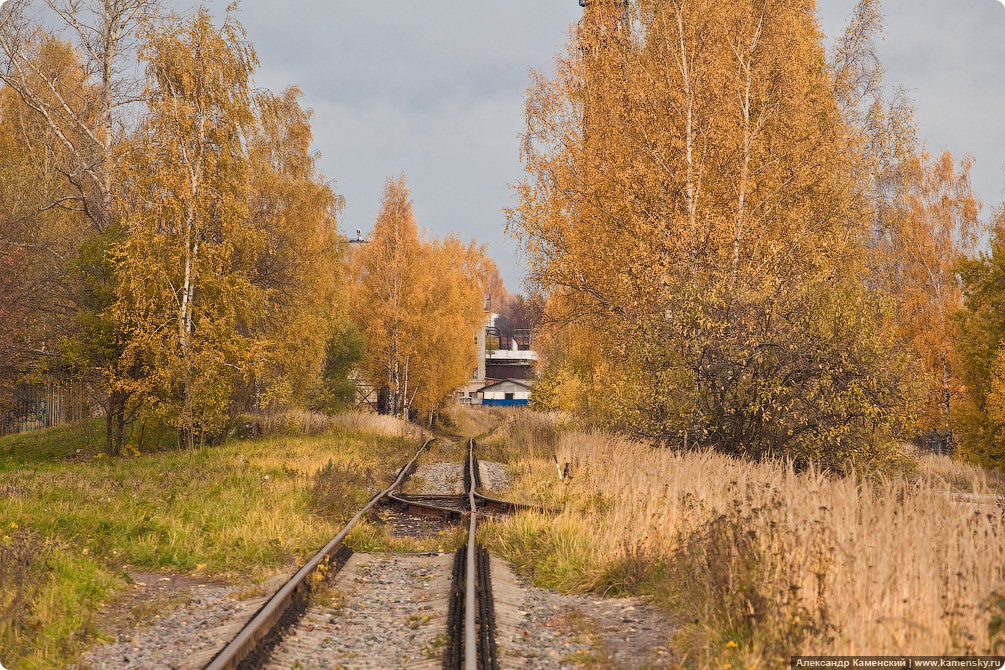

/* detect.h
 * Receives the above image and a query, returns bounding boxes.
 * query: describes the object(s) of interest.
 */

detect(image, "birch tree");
[0,37,91,405]
[1,0,157,439]
[409,236,489,419]
[349,176,427,419]
[245,86,345,409]
[113,8,261,448]
[0,0,159,233]
[509,0,911,467]
[955,204,1005,467]
[350,176,489,420]
[889,150,983,433]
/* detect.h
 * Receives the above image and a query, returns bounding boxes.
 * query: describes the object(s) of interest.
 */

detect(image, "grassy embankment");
[480,412,1005,667]
[0,411,446,669]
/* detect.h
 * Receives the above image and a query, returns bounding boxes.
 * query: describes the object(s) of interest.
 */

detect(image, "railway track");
[441,440,501,670]
[197,438,521,670]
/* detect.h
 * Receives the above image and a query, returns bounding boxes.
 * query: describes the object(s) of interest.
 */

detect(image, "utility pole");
[577,0,630,24]
[576,0,630,50]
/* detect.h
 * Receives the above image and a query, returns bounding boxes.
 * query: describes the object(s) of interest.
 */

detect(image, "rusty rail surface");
[200,437,433,670]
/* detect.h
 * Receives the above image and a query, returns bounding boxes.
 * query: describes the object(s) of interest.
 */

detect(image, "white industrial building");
[457,312,537,406]
[476,379,533,407]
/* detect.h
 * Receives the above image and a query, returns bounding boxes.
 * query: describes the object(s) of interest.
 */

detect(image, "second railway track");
[195,438,520,670]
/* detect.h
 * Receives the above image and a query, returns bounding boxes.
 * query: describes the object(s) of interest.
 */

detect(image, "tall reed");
[487,425,1005,665]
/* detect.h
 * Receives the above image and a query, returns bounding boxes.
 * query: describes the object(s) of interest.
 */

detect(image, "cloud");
[818,0,1005,212]
[190,0,1004,288]
[208,0,582,289]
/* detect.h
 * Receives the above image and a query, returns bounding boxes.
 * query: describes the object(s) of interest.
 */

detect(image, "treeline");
[0,2,489,452]
[512,0,1005,469]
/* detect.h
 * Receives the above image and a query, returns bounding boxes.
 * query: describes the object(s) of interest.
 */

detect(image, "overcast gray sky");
[201,0,1005,292]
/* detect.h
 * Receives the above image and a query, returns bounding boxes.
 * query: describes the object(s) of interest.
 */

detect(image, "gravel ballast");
[81,453,678,669]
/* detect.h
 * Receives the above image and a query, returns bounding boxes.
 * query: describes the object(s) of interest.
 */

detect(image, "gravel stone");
[261,552,451,670]
[406,459,510,496]
[477,459,511,493]
[80,455,678,669]
[410,462,463,494]
[493,558,678,669]
[81,571,291,670]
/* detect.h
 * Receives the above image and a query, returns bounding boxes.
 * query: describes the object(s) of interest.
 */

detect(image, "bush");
[311,458,376,519]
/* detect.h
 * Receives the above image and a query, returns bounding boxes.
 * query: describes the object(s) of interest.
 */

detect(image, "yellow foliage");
[878,150,984,433]
[509,0,913,466]
[246,86,345,407]
[350,176,489,420]
[0,36,93,400]
[112,9,343,445]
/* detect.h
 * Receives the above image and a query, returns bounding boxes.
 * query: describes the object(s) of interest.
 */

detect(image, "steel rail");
[465,439,479,668]
[445,440,515,669]
[384,492,467,521]
[473,491,539,515]
[201,437,434,670]
[384,491,533,522]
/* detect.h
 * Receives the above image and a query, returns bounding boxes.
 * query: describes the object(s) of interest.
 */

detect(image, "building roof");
[475,378,534,393]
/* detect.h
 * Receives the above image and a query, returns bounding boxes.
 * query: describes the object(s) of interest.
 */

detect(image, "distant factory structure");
[458,311,537,406]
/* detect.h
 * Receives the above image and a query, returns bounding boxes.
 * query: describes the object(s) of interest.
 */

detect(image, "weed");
[552,610,611,668]
[422,632,449,659]
[129,595,189,624]
[439,404,500,439]
[311,459,376,519]
[407,613,433,629]
[479,409,560,460]
[0,529,53,658]
[987,593,1005,653]
[311,584,344,611]
[346,517,466,554]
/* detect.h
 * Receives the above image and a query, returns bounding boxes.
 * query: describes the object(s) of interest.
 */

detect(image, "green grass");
[1,420,107,465]
[0,417,180,466]
[0,415,423,669]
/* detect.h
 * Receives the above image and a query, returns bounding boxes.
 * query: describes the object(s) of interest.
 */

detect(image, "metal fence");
[1,379,90,436]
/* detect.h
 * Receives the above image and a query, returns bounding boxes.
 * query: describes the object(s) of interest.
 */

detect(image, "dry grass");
[906,443,1005,494]
[253,409,425,440]
[438,404,506,439]
[329,410,425,440]
[478,409,560,460]
[438,404,565,447]
[484,416,1005,666]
